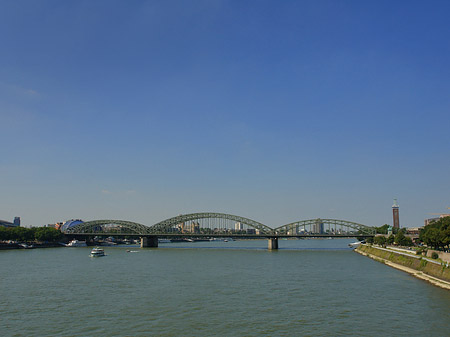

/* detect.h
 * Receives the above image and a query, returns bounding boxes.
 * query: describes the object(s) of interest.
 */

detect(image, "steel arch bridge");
[64,219,152,235]
[62,214,375,237]
[149,212,273,235]
[274,218,376,236]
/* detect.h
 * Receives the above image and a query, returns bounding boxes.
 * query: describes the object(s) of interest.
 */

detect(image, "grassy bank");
[356,244,450,284]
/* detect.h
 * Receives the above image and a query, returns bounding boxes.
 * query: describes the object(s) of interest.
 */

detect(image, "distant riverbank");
[356,244,450,290]
[0,242,64,250]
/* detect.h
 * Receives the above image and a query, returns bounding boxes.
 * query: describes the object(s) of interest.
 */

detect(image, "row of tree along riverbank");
[0,227,64,249]
[0,227,63,242]
[356,244,450,290]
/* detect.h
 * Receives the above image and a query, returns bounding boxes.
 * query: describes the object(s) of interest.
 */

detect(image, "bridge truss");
[274,218,376,236]
[63,214,375,237]
[64,219,152,235]
[148,212,273,235]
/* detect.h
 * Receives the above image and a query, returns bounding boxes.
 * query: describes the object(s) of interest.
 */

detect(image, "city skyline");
[1,1,450,228]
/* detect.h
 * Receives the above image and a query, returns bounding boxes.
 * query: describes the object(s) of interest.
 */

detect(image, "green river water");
[1,239,449,336]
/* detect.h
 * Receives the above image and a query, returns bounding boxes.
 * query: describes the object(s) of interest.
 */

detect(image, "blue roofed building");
[60,219,84,232]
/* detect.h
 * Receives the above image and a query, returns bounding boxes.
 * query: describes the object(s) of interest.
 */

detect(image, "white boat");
[66,239,87,247]
[348,241,362,248]
[90,247,105,257]
[210,238,233,242]
[100,241,117,246]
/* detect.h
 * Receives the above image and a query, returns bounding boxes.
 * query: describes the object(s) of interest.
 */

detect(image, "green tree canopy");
[0,227,63,243]
[374,236,386,246]
[376,224,389,234]
[387,234,395,245]
[420,217,450,251]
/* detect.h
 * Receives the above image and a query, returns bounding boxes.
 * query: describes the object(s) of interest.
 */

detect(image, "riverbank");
[0,242,64,250]
[356,244,450,290]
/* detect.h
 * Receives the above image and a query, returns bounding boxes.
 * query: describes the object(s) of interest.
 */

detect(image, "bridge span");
[64,212,376,250]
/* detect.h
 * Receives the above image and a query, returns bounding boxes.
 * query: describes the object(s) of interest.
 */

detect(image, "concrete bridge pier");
[141,236,159,248]
[268,238,279,250]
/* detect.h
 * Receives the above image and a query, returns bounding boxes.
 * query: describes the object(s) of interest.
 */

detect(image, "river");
[1,239,449,336]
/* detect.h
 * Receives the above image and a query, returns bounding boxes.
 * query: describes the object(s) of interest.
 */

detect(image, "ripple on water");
[1,242,450,336]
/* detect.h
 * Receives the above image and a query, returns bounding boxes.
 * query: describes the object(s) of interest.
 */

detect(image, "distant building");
[406,227,422,235]
[312,220,324,234]
[0,217,21,228]
[246,228,256,235]
[60,219,84,232]
[392,199,400,229]
[46,223,63,229]
[181,222,200,233]
[235,222,244,231]
[424,214,450,226]
[425,217,439,226]
[287,228,297,235]
[177,222,185,233]
[0,220,15,227]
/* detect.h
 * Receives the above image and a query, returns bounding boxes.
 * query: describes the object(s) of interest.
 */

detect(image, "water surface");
[1,239,449,336]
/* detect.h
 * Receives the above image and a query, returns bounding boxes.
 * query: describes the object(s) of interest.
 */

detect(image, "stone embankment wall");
[426,249,450,262]
[356,244,450,284]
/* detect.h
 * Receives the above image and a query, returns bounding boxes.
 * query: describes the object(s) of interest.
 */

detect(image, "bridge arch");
[148,212,273,235]
[63,219,151,235]
[274,219,375,236]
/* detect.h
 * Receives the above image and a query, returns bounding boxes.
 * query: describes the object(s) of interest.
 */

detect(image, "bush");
[431,252,439,259]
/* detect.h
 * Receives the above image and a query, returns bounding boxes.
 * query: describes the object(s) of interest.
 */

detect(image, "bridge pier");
[268,238,278,250]
[141,236,159,248]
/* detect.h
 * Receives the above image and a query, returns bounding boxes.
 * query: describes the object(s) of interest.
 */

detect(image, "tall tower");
[13,217,20,227]
[392,199,400,229]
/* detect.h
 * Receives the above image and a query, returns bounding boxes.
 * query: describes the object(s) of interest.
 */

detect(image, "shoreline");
[355,246,450,290]
[0,242,65,250]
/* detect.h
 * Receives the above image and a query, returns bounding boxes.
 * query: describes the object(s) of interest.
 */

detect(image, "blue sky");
[1,0,449,228]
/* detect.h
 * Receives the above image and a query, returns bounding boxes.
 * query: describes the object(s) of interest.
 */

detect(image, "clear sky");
[1,0,449,228]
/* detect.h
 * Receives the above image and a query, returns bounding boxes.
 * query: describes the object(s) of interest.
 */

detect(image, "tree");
[0,226,63,243]
[376,224,389,234]
[395,231,407,246]
[420,216,450,251]
[386,234,395,245]
[34,227,63,242]
[0,227,12,241]
[374,236,386,246]
[10,227,34,242]
[404,236,413,246]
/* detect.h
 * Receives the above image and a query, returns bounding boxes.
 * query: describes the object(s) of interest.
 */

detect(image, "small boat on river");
[90,247,105,257]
